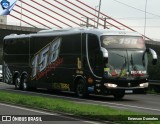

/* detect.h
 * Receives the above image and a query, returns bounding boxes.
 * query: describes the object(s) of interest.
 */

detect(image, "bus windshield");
[101,35,145,49]
[104,50,148,78]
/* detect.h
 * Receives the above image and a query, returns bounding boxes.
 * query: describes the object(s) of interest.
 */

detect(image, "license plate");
[125,90,133,93]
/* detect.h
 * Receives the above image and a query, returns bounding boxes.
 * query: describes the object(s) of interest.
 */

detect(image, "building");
[0,15,7,24]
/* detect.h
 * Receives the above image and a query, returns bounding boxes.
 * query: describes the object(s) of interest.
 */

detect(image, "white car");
[0,65,2,81]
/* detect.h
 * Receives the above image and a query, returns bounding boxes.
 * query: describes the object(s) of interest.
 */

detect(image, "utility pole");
[86,17,89,28]
[97,0,101,28]
[104,17,106,29]
[144,0,147,40]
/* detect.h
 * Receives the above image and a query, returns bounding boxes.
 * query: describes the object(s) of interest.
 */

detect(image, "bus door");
[86,34,103,78]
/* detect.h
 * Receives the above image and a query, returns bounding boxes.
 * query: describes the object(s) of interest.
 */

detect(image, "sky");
[5,0,160,41]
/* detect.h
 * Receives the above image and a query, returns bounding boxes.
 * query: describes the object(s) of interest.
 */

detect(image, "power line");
[118,26,160,28]
[111,0,160,18]
[75,0,153,40]
[112,17,160,20]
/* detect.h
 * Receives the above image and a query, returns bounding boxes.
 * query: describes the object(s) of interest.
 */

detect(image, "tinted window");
[30,37,56,55]
[4,38,29,54]
[60,34,81,54]
[88,34,100,55]
[106,50,147,78]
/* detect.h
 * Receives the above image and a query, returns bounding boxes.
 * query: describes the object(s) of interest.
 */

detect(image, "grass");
[0,90,159,124]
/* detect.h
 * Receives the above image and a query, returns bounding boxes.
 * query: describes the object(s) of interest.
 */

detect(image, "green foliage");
[0,90,149,123]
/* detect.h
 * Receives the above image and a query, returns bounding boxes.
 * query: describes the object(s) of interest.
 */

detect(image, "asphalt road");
[0,82,111,124]
[0,82,160,116]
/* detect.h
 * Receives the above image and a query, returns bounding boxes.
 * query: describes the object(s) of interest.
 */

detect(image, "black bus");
[3,28,158,99]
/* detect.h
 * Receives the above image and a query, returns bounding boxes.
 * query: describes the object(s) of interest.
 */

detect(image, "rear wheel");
[14,76,21,90]
[76,79,88,98]
[113,93,125,100]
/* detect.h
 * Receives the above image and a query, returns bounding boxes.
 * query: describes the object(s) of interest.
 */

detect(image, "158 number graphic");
[31,38,61,78]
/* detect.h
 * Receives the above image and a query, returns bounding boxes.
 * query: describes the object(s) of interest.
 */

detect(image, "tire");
[14,76,21,90]
[113,93,125,100]
[22,75,29,91]
[76,79,88,98]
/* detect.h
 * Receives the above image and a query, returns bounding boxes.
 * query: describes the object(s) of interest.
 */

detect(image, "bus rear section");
[3,35,30,87]
[3,32,84,92]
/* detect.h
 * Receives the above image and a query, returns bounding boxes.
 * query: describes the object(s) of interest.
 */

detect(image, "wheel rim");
[77,83,84,97]
[23,78,27,90]
[15,78,20,88]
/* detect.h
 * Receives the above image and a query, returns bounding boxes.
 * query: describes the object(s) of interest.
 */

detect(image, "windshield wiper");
[112,52,128,77]
[119,57,127,77]
[108,52,127,77]
[130,54,137,71]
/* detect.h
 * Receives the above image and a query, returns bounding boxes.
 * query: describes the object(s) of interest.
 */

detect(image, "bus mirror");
[148,48,157,65]
[101,47,108,63]
[101,47,108,58]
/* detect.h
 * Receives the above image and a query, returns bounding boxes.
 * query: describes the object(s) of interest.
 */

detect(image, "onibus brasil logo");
[0,0,17,15]
[1,0,10,9]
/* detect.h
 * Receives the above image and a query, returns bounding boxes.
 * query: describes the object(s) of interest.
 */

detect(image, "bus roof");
[4,28,142,40]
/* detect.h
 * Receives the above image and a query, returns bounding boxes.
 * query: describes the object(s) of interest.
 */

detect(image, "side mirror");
[101,47,108,63]
[147,48,157,65]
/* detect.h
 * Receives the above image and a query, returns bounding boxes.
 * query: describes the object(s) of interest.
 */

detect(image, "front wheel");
[76,79,88,98]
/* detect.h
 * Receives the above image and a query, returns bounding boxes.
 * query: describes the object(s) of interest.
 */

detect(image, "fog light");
[139,83,148,88]
[104,83,117,88]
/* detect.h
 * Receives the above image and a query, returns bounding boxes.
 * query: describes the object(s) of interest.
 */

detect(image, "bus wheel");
[14,77,21,90]
[22,75,29,91]
[76,79,88,98]
[113,93,125,100]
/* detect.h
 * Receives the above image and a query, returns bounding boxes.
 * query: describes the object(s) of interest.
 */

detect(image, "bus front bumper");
[103,82,148,94]
[104,87,148,94]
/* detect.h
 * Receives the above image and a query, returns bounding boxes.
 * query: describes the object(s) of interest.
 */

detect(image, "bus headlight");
[139,83,148,88]
[104,83,117,88]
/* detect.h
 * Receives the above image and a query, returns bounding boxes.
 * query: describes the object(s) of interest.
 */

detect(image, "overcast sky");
[98,0,160,40]
[7,0,160,40]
